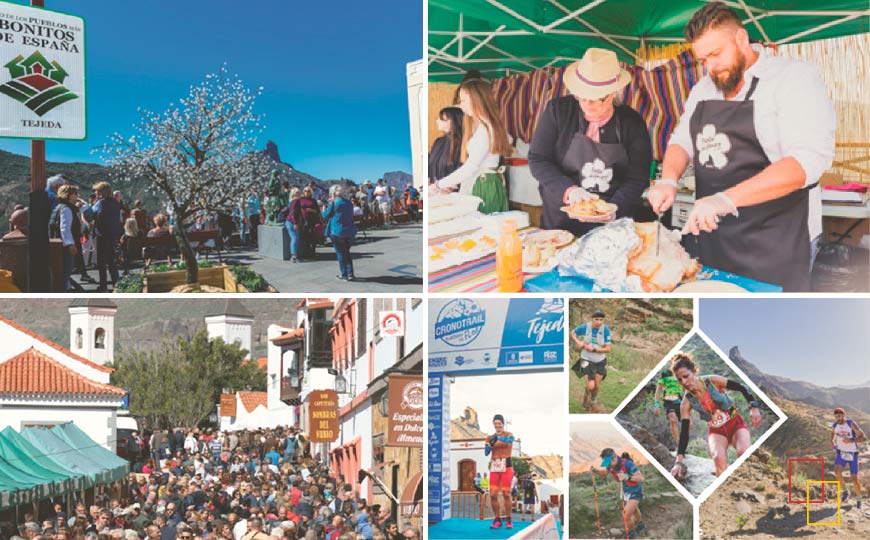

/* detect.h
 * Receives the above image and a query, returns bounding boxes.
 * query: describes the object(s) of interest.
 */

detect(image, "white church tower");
[205,300,254,359]
[68,299,118,365]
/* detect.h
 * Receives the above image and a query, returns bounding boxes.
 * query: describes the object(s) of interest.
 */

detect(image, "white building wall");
[205,315,253,360]
[266,325,286,410]
[449,441,522,491]
[406,300,424,353]
[68,307,116,366]
[0,399,119,450]
[0,321,111,384]
[335,402,373,495]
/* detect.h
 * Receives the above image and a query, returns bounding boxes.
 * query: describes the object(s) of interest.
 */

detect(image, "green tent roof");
[51,423,128,483]
[429,0,870,81]
[0,426,88,492]
[20,426,114,485]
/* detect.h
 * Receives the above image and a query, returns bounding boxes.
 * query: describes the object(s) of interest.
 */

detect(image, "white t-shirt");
[436,122,501,195]
[669,44,834,241]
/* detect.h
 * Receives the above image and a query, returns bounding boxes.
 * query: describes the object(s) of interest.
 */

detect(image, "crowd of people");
[2,426,420,540]
[3,175,422,290]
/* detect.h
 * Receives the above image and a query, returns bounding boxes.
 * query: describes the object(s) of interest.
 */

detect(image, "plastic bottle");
[496,219,523,292]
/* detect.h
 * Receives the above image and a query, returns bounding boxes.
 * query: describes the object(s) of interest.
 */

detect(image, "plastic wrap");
[556,218,645,292]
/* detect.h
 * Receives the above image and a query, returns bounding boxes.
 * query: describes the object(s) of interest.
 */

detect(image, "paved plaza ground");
[72,222,423,293]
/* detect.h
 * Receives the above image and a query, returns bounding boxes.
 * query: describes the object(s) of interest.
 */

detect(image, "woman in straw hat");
[429,78,512,214]
[529,47,652,237]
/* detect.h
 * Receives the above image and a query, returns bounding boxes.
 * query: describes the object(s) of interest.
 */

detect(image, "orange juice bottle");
[496,220,523,292]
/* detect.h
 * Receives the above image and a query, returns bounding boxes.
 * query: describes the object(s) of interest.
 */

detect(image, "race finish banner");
[0,2,85,140]
[428,298,565,374]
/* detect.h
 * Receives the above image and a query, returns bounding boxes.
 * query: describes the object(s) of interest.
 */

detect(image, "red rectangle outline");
[788,457,825,504]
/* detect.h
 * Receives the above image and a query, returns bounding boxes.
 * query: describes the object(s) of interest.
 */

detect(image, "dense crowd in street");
[2,426,420,540]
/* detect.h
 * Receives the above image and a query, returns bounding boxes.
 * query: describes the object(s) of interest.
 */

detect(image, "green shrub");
[114,274,144,293]
[150,262,172,273]
[230,265,267,292]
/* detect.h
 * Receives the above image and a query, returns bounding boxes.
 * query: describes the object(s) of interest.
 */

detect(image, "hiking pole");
[620,483,629,540]
[591,470,602,534]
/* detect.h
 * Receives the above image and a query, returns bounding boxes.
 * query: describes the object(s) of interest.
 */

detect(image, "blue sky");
[0,0,421,181]
[700,299,870,388]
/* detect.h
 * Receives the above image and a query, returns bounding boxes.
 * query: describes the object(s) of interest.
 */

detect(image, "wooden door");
[458,459,476,491]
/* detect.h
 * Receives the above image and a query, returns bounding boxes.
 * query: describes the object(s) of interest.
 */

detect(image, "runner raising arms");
[592,448,646,539]
[485,414,515,529]
[571,309,612,412]
[654,370,688,450]
[831,407,866,509]
[668,353,762,477]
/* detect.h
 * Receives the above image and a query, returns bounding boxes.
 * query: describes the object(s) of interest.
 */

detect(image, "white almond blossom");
[97,64,272,284]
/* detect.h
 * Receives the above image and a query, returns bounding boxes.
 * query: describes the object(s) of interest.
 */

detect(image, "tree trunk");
[174,225,199,284]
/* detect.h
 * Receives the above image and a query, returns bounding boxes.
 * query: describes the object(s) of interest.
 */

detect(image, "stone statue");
[264,170,287,224]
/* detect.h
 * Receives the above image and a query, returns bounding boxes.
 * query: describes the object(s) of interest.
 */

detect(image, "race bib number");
[581,360,589,369]
[710,409,731,428]
[840,451,854,462]
[491,458,507,473]
[664,394,681,401]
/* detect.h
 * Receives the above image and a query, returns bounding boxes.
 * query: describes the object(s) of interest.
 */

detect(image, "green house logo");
[0,51,78,117]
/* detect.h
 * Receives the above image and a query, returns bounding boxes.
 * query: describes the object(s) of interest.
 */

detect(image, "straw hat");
[563,48,631,100]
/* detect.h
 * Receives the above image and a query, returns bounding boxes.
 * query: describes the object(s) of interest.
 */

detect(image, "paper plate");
[525,229,575,249]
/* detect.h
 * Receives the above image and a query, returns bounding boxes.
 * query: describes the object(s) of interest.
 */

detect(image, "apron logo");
[696,124,731,169]
[580,158,613,192]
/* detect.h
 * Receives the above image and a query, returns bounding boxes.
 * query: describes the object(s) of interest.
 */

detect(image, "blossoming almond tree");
[99,65,272,285]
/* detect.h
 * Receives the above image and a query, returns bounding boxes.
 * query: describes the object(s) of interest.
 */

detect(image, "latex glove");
[749,407,762,429]
[682,192,738,235]
[670,462,685,478]
[648,179,678,214]
[565,186,597,205]
[616,472,627,481]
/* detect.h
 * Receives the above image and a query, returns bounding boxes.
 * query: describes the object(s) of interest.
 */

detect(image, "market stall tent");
[429,0,870,81]
[0,431,73,500]
[0,426,91,490]
[20,426,114,485]
[50,423,128,483]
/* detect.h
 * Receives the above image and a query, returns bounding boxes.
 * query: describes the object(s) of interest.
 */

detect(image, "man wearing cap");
[484,414,515,530]
[530,47,652,237]
[648,2,834,291]
[570,310,612,412]
[831,407,866,509]
[592,448,646,539]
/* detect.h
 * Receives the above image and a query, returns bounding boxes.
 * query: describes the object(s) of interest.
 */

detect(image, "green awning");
[0,426,88,493]
[51,423,128,483]
[20,426,113,485]
[429,0,870,81]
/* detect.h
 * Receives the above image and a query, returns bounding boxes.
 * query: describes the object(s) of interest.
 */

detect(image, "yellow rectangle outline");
[806,480,841,526]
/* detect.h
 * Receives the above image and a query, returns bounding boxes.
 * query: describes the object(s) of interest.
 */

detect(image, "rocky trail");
[700,451,870,539]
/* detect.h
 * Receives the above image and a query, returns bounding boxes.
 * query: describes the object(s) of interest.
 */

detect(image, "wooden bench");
[140,234,177,267]
[186,229,224,263]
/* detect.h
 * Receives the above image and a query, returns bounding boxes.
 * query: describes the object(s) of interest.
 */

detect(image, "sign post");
[307,389,339,443]
[386,374,423,447]
[0,0,86,290]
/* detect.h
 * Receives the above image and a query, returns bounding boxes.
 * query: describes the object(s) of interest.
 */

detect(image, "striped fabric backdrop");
[489,51,706,159]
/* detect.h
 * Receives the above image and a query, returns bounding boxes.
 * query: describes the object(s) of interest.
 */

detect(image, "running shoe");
[636,522,647,533]
[627,529,637,539]
[505,521,513,530]
[490,519,502,529]
[857,498,863,509]
[841,489,849,503]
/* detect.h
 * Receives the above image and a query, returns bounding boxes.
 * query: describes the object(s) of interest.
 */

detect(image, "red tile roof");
[238,391,267,413]
[294,298,333,310]
[241,357,269,370]
[270,328,304,343]
[0,347,124,396]
[0,316,113,373]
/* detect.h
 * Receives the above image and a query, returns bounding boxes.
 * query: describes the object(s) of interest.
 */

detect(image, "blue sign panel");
[429,298,564,374]
[427,374,451,522]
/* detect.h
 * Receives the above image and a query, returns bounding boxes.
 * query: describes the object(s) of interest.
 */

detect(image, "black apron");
[546,114,629,237]
[690,77,810,292]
